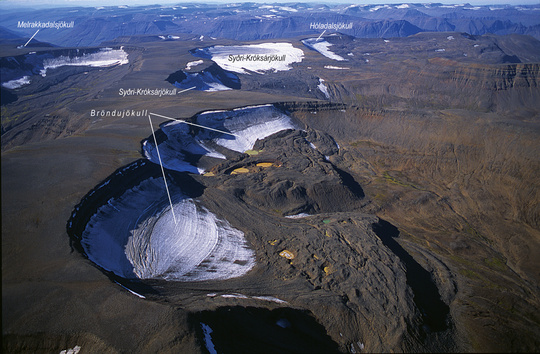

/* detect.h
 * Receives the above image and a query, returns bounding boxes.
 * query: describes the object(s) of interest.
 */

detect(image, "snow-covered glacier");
[41,47,128,76]
[302,38,347,61]
[81,177,255,281]
[143,104,298,173]
[0,47,129,88]
[191,42,304,74]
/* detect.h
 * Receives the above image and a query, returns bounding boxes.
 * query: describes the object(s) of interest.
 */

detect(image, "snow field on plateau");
[81,177,255,281]
[193,43,304,74]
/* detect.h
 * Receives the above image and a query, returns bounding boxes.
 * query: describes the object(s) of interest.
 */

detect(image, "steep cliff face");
[411,60,540,111]
[451,62,539,90]
[325,58,540,112]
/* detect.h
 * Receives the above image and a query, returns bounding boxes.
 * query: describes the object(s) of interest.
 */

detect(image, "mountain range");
[1,3,539,47]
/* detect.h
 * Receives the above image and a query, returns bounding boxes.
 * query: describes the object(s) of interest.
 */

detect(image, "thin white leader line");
[177,86,197,94]
[24,29,40,47]
[148,115,177,225]
[149,112,238,137]
[316,29,326,41]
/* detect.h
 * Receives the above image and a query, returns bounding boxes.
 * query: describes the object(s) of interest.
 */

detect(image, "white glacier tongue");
[196,105,297,153]
[41,47,128,76]
[302,38,347,61]
[143,105,297,173]
[82,178,255,281]
[143,121,225,174]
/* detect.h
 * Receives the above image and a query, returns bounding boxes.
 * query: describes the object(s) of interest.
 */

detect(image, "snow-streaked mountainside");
[191,43,304,74]
[143,104,298,173]
[81,177,255,281]
[1,3,539,48]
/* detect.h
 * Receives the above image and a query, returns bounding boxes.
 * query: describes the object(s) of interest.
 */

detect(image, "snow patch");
[217,293,288,303]
[279,6,298,12]
[370,5,390,11]
[317,78,330,99]
[201,323,218,354]
[221,293,249,299]
[114,281,146,299]
[60,346,81,354]
[285,213,311,219]
[252,296,288,304]
[324,65,350,70]
[2,76,30,89]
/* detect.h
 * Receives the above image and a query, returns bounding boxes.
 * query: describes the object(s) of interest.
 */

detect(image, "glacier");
[143,104,298,173]
[302,38,347,61]
[81,177,255,281]
[41,47,128,76]
[191,42,304,74]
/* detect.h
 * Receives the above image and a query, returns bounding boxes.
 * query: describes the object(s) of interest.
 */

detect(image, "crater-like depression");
[68,104,302,284]
[80,177,255,281]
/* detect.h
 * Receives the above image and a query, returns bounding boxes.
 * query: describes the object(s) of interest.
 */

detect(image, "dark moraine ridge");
[372,219,451,335]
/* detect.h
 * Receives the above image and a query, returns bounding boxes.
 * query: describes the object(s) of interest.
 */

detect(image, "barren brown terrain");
[2,29,540,353]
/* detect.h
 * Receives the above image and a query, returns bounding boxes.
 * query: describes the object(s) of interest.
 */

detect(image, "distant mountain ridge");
[0,3,539,47]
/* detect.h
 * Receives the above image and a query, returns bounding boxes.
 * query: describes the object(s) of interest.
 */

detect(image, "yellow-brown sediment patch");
[256,162,274,168]
[231,167,249,175]
[279,250,295,260]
